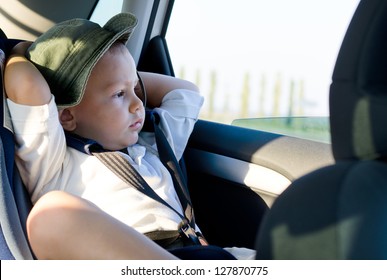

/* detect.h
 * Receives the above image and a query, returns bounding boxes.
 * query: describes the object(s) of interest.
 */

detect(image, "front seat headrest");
[330,0,387,161]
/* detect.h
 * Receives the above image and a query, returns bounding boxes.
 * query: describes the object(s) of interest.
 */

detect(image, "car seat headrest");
[330,0,387,161]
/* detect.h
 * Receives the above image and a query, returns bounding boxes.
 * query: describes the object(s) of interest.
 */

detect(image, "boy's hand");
[139,72,199,108]
[4,42,51,106]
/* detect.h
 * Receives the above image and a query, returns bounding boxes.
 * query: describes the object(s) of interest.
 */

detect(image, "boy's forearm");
[4,46,51,106]
[139,71,199,108]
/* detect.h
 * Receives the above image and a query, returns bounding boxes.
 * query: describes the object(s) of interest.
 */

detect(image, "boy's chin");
[105,130,142,150]
[102,137,138,151]
[124,135,139,148]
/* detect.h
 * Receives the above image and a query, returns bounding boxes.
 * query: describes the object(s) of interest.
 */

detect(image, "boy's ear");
[59,108,76,131]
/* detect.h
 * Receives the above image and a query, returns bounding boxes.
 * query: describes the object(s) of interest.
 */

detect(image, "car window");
[89,0,123,24]
[166,0,360,130]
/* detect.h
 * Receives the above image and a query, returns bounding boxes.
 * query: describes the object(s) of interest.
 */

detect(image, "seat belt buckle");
[179,219,209,246]
[196,231,209,246]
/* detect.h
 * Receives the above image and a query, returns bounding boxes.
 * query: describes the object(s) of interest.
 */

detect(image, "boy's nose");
[129,94,143,113]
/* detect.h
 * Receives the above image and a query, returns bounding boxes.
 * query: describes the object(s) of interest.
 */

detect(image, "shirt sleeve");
[7,96,67,203]
[153,89,204,160]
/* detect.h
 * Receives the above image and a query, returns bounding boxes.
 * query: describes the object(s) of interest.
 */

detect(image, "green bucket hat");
[26,13,138,108]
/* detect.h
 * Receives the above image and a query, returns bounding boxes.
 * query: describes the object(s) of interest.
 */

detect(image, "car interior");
[1,0,384,260]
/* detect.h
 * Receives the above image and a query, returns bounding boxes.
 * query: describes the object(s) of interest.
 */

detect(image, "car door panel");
[184,120,334,248]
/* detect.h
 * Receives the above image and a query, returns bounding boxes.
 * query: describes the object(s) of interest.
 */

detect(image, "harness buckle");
[178,219,208,246]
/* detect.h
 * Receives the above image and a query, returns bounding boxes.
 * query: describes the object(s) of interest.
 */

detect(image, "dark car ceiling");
[0,0,98,38]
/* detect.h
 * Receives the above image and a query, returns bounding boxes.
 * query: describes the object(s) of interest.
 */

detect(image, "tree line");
[178,67,307,124]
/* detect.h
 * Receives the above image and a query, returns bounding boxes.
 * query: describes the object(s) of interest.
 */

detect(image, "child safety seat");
[0,33,34,259]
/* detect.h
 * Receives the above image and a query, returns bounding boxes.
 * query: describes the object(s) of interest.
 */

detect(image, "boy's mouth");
[130,119,143,129]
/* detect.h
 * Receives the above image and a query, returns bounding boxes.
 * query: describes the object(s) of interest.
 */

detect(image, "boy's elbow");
[5,57,51,105]
[184,80,199,92]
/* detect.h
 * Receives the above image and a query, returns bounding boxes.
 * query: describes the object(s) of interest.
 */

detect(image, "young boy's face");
[67,43,145,150]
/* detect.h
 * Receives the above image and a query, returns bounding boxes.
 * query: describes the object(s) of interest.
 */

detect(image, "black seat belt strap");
[149,111,208,246]
[149,112,194,227]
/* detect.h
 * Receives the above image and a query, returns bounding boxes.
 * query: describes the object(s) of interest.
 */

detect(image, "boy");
[4,13,206,259]
[5,13,255,260]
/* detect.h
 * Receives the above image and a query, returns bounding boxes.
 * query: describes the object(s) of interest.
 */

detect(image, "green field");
[232,117,331,143]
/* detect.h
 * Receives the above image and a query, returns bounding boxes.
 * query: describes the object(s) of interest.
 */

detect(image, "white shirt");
[7,89,204,234]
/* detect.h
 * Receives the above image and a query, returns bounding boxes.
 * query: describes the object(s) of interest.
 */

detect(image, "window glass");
[89,0,123,25]
[167,0,360,124]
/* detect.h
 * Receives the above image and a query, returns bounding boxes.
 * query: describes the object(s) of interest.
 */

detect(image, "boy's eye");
[114,90,125,98]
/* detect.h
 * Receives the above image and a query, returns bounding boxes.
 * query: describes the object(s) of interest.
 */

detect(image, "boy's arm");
[138,72,203,161]
[4,42,51,106]
[138,71,199,108]
[5,42,67,203]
